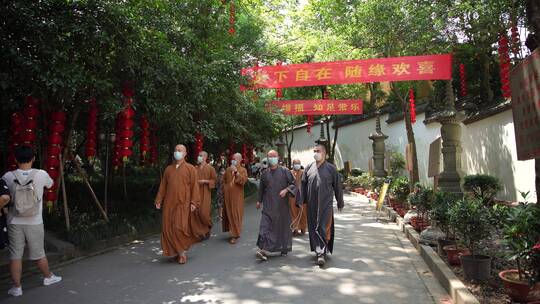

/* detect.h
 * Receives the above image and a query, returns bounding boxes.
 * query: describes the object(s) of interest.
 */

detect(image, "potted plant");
[407,184,433,231]
[463,174,502,207]
[448,198,491,280]
[389,176,409,204]
[431,191,459,255]
[499,201,540,303]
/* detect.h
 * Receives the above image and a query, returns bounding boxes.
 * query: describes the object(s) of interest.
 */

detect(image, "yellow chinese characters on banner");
[270,99,363,116]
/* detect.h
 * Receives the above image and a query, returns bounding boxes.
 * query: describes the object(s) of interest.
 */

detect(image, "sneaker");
[317,255,325,266]
[256,250,268,261]
[8,286,22,297]
[43,273,62,286]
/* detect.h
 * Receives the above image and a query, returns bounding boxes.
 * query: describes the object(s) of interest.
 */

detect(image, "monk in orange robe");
[190,151,217,240]
[222,152,248,244]
[155,144,200,264]
[290,159,307,236]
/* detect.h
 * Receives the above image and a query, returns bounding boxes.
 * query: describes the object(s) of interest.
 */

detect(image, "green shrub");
[431,191,459,238]
[501,203,540,285]
[407,184,434,216]
[350,168,363,177]
[463,174,502,206]
[389,176,410,202]
[388,151,405,177]
[449,198,491,255]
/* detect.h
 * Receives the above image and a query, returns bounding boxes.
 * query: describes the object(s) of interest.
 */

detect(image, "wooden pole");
[74,158,109,222]
[59,154,70,231]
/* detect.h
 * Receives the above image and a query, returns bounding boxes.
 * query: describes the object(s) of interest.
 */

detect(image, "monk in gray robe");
[255,150,297,261]
[301,144,344,266]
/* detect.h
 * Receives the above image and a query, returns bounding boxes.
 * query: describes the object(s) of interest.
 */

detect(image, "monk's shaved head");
[315,144,326,153]
[233,153,242,162]
[292,158,301,165]
[267,150,279,157]
[175,144,187,152]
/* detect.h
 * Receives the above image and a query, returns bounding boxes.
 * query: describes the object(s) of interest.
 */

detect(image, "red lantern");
[459,63,467,97]
[498,33,512,98]
[44,110,66,205]
[409,88,416,124]
[113,88,136,163]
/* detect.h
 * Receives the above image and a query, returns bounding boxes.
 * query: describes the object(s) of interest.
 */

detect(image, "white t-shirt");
[1,169,53,225]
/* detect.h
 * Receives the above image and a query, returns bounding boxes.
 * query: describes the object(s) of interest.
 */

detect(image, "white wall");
[287,109,537,203]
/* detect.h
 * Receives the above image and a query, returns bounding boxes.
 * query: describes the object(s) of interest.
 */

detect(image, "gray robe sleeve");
[258,171,265,203]
[332,167,345,209]
[284,168,296,197]
[301,164,309,205]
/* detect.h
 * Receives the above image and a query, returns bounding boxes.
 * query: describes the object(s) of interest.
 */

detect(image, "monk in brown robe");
[222,152,248,244]
[289,159,307,236]
[190,151,217,240]
[155,144,200,264]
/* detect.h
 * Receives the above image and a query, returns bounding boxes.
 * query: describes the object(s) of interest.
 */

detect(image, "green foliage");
[449,198,491,255]
[463,174,503,206]
[431,191,460,237]
[407,184,434,215]
[346,173,373,189]
[501,203,540,284]
[350,168,363,177]
[388,151,405,177]
[371,177,385,192]
[389,176,410,202]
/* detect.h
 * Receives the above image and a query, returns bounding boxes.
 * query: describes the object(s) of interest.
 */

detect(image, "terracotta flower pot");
[443,245,470,266]
[437,238,456,256]
[499,269,540,303]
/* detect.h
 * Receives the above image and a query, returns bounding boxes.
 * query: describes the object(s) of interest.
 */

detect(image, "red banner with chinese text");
[241,54,452,90]
[270,99,363,116]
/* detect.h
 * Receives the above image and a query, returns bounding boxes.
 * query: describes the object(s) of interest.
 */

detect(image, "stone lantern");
[369,111,388,177]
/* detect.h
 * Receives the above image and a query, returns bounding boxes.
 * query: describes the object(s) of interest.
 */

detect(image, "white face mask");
[231,160,238,166]
[314,152,323,161]
[293,164,301,171]
[197,155,204,164]
[173,151,185,161]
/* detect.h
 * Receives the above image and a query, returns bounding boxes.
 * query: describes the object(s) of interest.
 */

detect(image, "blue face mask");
[231,160,238,166]
[197,155,204,163]
[293,164,301,171]
[268,157,279,166]
[173,151,184,161]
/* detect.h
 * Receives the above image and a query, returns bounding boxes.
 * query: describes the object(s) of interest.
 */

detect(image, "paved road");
[0,193,450,304]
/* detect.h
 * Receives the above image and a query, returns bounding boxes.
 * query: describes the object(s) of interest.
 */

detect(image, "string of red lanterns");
[408,88,416,124]
[85,99,98,160]
[44,111,66,204]
[498,33,512,98]
[459,63,468,97]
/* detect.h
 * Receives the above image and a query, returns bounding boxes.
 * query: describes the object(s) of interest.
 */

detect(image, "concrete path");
[0,192,450,304]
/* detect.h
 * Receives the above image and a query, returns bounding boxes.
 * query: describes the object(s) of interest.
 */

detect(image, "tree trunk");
[524,1,540,206]
[286,127,294,168]
[391,83,419,186]
[479,52,494,104]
